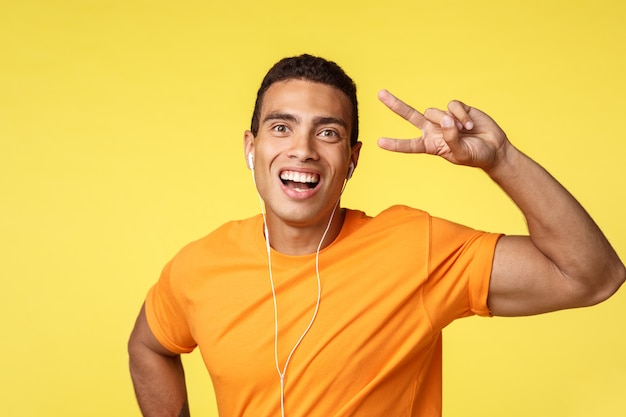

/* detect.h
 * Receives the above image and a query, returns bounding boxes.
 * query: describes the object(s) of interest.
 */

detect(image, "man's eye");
[320,129,337,137]
[272,124,289,133]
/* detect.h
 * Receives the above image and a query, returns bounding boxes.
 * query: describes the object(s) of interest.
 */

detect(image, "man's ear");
[349,141,363,175]
[243,130,255,170]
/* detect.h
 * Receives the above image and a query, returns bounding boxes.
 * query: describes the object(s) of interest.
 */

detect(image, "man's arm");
[377,90,625,316]
[128,304,190,417]
[483,146,624,316]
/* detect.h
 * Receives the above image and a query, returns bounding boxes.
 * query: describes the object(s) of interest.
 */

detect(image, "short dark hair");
[250,54,359,146]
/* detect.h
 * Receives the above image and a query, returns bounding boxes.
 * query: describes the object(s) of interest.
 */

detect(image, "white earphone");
[248,149,348,417]
[346,162,355,180]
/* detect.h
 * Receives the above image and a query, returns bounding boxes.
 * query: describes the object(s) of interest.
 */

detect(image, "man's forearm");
[487,145,625,300]
[128,304,190,417]
[129,347,190,417]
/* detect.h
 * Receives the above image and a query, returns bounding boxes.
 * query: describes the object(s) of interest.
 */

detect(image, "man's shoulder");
[379,204,429,218]
[350,205,430,224]
[342,205,431,238]
[174,214,262,260]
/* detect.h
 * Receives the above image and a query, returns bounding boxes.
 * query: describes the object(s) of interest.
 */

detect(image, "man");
[128,54,625,417]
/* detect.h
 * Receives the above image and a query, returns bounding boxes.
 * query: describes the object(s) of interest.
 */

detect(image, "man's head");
[250,54,359,146]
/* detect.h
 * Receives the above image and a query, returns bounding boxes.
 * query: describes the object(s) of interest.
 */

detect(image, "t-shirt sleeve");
[144,260,197,354]
[424,215,502,327]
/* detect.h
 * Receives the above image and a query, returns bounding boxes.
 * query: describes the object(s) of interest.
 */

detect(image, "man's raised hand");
[377,89,510,171]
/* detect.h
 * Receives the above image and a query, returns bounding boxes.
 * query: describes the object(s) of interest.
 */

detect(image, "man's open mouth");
[280,170,320,191]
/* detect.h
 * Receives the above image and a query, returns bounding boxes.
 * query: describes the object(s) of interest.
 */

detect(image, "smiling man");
[243,78,360,255]
[128,54,625,417]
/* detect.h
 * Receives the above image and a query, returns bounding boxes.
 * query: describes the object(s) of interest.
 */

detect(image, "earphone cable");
[253,167,348,416]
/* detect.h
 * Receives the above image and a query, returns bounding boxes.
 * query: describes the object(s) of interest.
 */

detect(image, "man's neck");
[264,209,346,256]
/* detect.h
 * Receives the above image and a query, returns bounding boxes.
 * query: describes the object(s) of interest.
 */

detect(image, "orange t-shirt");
[145,205,501,416]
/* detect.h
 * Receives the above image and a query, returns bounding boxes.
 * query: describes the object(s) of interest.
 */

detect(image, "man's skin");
[376,88,624,316]
[128,79,625,416]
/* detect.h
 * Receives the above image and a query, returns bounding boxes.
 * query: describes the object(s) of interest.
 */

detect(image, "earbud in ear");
[346,162,355,180]
[247,153,254,170]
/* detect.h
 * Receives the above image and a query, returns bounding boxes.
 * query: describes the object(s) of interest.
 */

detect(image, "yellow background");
[1,0,625,416]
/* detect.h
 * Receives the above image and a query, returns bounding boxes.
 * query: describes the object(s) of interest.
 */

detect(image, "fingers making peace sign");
[377,89,509,171]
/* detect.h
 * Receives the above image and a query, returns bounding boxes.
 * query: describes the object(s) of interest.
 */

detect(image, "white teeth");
[280,171,319,184]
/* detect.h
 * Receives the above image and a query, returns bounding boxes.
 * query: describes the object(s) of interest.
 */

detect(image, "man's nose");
[289,131,319,162]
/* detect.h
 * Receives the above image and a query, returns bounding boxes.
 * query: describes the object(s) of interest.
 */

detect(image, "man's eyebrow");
[313,116,348,129]
[262,112,300,124]
[262,113,347,129]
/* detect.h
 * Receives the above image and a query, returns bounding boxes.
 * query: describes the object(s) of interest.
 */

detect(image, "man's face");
[244,79,361,230]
